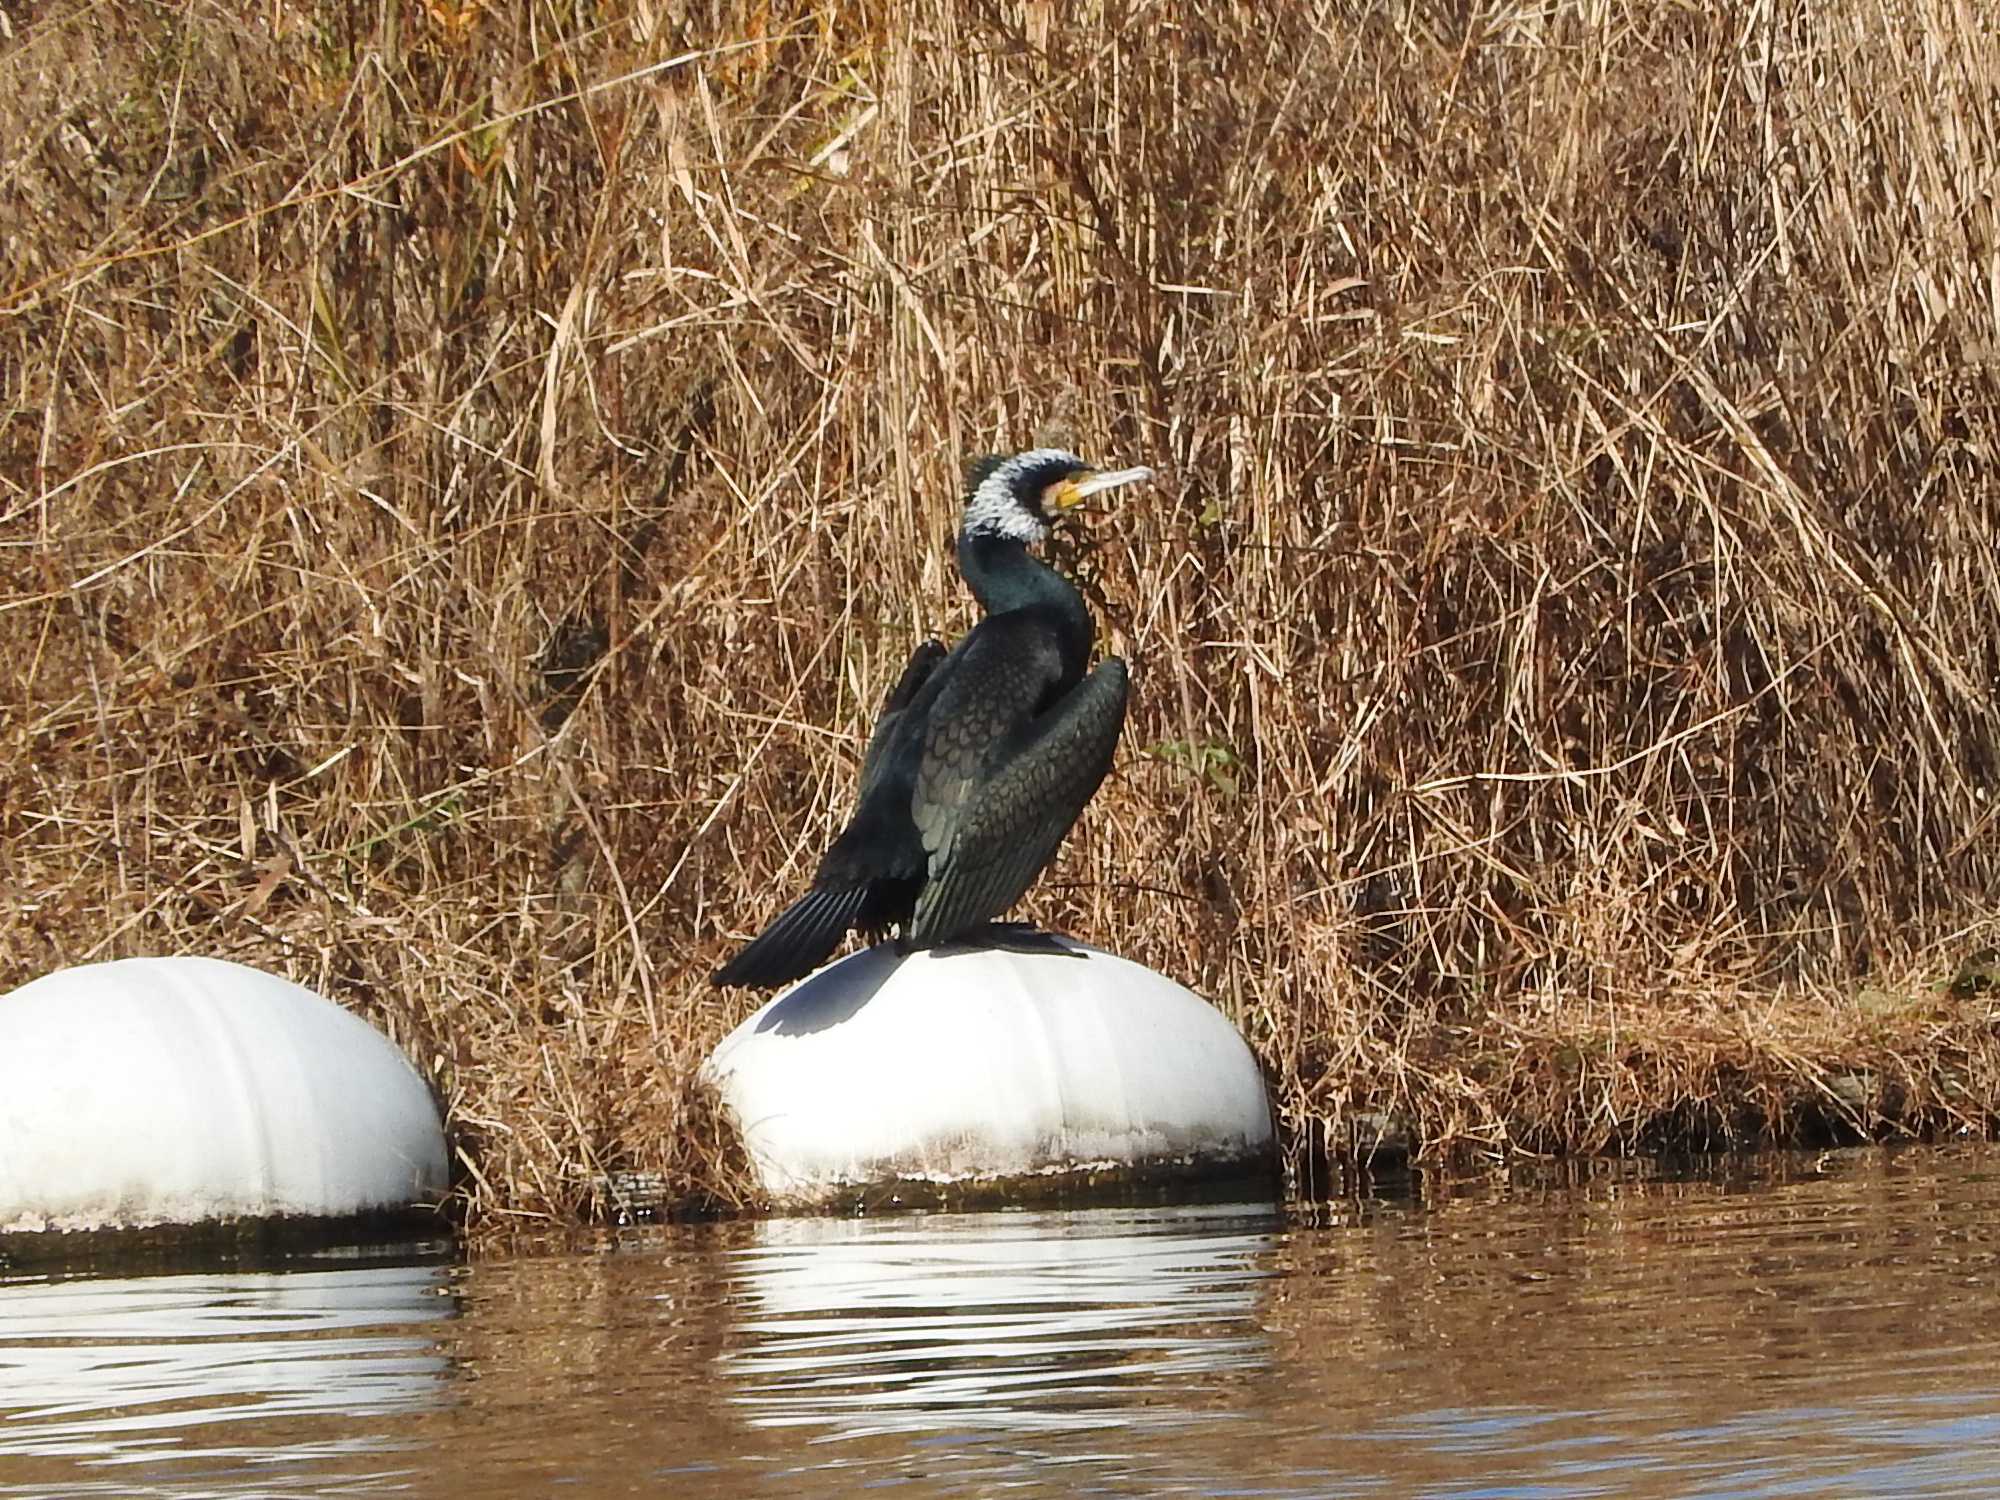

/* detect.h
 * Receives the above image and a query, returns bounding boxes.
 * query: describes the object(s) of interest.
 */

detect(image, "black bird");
[711,448,1154,989]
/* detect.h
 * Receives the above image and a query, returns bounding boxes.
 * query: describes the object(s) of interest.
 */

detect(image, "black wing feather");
[710,882,869,989]
[712,645,944,989]
[909,617,1066,859]
[906,656,1128,949]
[858,639,945,802]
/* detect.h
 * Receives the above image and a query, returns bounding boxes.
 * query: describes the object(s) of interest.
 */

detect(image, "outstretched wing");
[907,616,1066,861]
[858,638,945,802]
[905,656,1128,949]
[711,639,947,989]
[709,883,871,989]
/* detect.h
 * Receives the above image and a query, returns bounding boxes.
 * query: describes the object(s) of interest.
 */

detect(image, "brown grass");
[5,0,2000,1232]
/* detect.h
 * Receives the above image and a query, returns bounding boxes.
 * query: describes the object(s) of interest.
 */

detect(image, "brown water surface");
[5,1147,2000,1497]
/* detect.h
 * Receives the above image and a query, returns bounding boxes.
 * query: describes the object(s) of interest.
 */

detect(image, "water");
[6,1147,2000,1497]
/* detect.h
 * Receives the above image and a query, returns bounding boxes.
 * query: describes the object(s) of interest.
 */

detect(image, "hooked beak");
[1048,464,1155,512]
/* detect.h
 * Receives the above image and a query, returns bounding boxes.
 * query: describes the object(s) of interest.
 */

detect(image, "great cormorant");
[711,448,1154,989]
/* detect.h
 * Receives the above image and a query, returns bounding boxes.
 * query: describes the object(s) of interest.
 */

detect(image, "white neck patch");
[960,448,1084,543]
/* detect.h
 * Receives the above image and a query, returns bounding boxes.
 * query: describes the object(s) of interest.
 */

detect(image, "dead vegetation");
[5,0,2000,1230]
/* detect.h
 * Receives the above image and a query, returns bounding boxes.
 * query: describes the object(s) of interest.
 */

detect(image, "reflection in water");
[8,1152,2000,1496]
[720,1203,1277,1435]
[1262,1150,2000,1499]
[0,1256,454,1489]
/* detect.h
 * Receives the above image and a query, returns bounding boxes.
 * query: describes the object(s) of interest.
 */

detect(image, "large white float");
[0,957,449,1237]
[702,933,1274,1208]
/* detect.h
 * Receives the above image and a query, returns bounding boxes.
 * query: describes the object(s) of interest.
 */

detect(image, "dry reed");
[5,0,2000,1230]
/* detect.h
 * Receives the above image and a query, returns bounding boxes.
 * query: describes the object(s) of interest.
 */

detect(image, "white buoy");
[0,957,449,1236]
[702,934,1273,1207]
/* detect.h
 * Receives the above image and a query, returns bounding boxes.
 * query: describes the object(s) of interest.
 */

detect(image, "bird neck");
[957,533,1094,651]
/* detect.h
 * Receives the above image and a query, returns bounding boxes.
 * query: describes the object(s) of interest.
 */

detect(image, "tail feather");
[710,883,869,989]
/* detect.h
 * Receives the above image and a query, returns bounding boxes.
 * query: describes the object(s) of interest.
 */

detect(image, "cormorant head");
[960,448,1154,544]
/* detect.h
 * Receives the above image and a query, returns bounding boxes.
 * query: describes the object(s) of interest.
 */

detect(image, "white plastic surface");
[0,957,448,1234]
[702,935,1274,1204]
